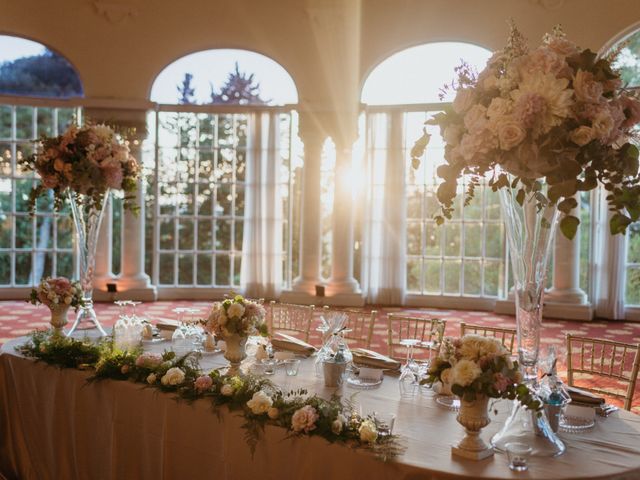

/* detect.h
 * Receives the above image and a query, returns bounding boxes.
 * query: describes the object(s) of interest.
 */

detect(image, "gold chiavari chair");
[268,301,315,342]
[387,314,446,361]
[322,307,377,349]
[460,322,517,354]
[566,334,640,411]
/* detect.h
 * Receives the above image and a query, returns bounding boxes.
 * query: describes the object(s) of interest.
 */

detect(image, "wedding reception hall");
[1,0,640,479]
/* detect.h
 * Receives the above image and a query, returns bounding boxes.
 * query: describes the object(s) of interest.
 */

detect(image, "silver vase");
[66,190,109,338]
[490,178,565,457]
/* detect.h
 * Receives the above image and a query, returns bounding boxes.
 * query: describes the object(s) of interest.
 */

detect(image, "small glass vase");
[490,177,565,456]
[224,334,247,376]
[66,190,110,338]
[452,394,494,460]
[49,304,70,337]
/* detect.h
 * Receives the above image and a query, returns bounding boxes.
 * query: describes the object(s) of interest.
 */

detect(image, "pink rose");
[135,353,163,369]
[194,375,213,393]
[496,119,526,151]
[520,47,566,77]
[569,126,594,146]
[291,405,319,433]
[573,70,603,103]
[545,36,580,57]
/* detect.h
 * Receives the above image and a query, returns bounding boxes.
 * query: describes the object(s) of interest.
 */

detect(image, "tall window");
[362,43,506,300]
[148,50,299,290]
[0,35,82,288]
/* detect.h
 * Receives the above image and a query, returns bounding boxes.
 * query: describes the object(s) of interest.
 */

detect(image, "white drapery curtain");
[592,188,626,319]
[362,111,406,304]
[240,111,283,300]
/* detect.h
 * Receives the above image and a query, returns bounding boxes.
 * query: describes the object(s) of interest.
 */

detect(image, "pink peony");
[291,405,319,433]
[493,372,512,392]
[194,375,213,393]
[513,92,548,130]
[135,353,163,369]
[519,47,566,77]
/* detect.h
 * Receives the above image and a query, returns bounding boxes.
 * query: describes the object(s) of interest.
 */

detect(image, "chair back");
[460,322,517,354]
[566,334,640,411]
[322,307,377,348]
[387,314,446,360]
[268,301,315,342]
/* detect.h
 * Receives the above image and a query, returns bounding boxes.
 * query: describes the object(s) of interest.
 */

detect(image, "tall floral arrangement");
[205,295,268,339]
[427,335,540,410]
[411,24,640,239]
[28,277,85,311]
[20,123,140,212]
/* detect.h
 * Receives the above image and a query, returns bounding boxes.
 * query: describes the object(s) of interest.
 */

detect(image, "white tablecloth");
[1,337,640,480]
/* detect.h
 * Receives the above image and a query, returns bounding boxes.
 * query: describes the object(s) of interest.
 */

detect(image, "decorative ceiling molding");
[92,1,139,25]
[529,0,565,10]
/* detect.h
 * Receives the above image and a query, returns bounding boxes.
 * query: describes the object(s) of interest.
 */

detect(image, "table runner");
[1,337,640,480]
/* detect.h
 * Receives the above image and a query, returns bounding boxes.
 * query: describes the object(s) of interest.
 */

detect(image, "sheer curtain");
[240,111,283,300]
[591,189,626,319]
[362,111,406,304]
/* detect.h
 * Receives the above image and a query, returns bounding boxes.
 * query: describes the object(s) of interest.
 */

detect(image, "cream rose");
[592,110,614,140]
[291,405,319,433]
[573,70,604,103]
[246,391,273,415]
[497,120,526,150]
[358,420,378,444]
[160,367,185,386]
[267,407,280,420]
[451,359,482,387]
[569,126,594,146]
[221,384,234,396]
[331,414,346,435]
[146,373,157,384]
[227,303,245,319]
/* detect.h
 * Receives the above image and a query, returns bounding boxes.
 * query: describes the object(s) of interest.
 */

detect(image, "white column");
[546,194,588,305]
[327,140,360,295]
[93,195,114,290]
[118,135,156,301]
[291,117,324,295]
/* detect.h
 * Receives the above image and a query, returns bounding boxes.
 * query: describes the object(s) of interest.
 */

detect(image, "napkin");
[274,351,295,361]
[351,348,401,372]
[358,367,384,381]
[567,386,605,406]
[156,318,179,332]
[271,333,316,356]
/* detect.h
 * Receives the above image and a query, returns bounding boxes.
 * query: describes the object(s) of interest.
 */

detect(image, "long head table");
[1,336,640,480]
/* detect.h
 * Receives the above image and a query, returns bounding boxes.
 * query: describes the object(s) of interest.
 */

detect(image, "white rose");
[160,367,185,386]
[497,120,526,150]
[569,126,594,146]
[443,125,463,146]
[221,384,234,396]
[463,105,488,133]
[358,420,378,444]
[246,391,273,415]
[332,414,346,435]
[267,407,279,420]
[452,88,475,114]
[146,373,157,384]
[451,359,482,387]
[227,303,245,318]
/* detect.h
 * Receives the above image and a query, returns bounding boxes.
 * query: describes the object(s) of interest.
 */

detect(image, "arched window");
[360,42,507,304]
[147,50,299,294]
[0,35,82,289]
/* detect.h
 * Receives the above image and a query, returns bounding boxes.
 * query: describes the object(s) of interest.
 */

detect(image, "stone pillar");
[326,138,360,296]
[291,114,325,295]
[92,195,114,290]
[546,194,588,305]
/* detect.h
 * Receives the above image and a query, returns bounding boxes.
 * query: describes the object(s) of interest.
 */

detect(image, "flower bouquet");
[205,295,268,374]
[28,277,85,335]
[20,123,140,337]
[426,335,539,460]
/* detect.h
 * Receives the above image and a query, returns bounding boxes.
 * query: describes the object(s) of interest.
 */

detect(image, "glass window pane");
[158,253,174,284]
[197,254,212,285]
[484,260,502,297]
[444,223,461,257]
[234,220,243,251]
[407,222,421,255]
[36,108,54,137]
[463,260,481,295]
[215,255,230,285]
[0,214,11,247]
[178,219,194,250]
[159,219,175,250]
[235,185,245,216]
[198,219,213,250]
[233,255,242,286]
[57,216,73,249]
[217,184,232,215]
[0,252,10,284]
[0,106,11,138]
[407,258,421,292]
[407,186,422,219]
[15,179,35,212]
[216,221,232,251]
[443,260,461,294]
[36,216,54,249]
[464,224,482,257]
[56,252,73,278]
[15,107,34,139]
[178,254,193,285]
[197,184,213,216]
[15,252,31,285]
[15,216,32,248]
[626,267,640,306]
[424,259,441,293]
[485,224,504,258]
[424,223,440,256]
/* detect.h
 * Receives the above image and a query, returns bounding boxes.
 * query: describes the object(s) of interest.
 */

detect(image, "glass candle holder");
[506,442,533,472]
[284,359,301,376]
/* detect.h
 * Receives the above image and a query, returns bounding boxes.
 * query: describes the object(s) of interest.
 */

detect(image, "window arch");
[0,35,83,288]
[150,49,298,105]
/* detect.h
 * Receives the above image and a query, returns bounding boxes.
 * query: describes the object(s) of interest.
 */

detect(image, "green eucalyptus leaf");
[515,189,525,206]
[560,215,580,240]
[557,197,578,214]
[610,213,631,235]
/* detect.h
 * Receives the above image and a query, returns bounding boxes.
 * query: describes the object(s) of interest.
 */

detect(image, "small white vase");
[451,394,494,460]
[224,334,247,376]
[50,304,70,337]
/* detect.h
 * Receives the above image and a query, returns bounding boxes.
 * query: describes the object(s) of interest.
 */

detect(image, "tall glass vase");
[490,178,565,456]
[66,190,110,338]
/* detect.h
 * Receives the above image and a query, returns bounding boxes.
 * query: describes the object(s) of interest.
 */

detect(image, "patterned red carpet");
[1,300,639,413]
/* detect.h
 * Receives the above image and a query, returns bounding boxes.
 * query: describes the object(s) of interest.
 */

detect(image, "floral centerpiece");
[20,123,140,337]
[426,334,539,460]
[28,277,85,335]
[412,24,640,456]
[205,295,268,374]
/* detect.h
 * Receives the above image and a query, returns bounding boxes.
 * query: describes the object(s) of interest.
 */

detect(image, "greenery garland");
[18,331,405,461]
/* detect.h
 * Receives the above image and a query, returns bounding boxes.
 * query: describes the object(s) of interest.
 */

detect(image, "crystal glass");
[284,359,300,376]
[491,177,565,456]
[262,358,277,376]
[374,412,396,437]
[506,442,533,471]
[66,191,110,337]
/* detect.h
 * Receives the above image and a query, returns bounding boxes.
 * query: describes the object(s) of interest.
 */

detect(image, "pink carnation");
[194,375,213,393]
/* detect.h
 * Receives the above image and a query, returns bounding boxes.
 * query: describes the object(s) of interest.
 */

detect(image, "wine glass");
[398,339,420,398]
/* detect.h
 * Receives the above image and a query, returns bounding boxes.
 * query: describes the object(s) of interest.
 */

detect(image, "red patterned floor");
[1,300,639,413]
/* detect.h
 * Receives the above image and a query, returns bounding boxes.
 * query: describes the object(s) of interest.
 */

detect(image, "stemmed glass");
[398,339,420,398]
